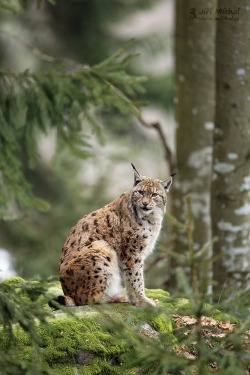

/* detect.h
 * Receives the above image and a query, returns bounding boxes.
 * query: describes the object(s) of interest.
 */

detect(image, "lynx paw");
[144,297,158,307]
[133,296,157,307]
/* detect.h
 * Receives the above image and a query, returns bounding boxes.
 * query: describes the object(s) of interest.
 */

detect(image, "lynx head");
[131,163,173,219]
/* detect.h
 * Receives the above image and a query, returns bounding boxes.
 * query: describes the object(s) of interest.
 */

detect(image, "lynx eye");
[152,193,159,197]
[137,190,144,195]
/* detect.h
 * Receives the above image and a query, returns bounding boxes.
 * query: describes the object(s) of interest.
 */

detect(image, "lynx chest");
[135,217,162,260]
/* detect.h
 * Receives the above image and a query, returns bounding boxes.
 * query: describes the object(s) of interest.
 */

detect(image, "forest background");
[0,0,174,284]
[0,0,249,301]
[0,1,250,373]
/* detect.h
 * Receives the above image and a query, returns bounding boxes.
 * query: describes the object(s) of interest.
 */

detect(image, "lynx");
[59,164,173,307]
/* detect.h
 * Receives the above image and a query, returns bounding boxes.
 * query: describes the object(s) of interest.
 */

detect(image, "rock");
[76,350,95,365]
[139,322,160,338]
[0,279,240,374]
[0,280,174,374]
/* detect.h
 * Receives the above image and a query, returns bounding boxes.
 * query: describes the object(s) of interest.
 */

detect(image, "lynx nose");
[142,202,151,211]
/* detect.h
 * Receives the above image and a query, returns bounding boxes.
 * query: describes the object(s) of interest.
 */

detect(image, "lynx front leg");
[121,257,156,307]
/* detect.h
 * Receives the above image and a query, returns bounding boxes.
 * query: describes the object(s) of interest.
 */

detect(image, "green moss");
[162,297,192,314]
[0,281,240,374]
[9,304,130,374]
[1,276,25,284]
[145,288,170,300]
[151,313,172,333]
[2,286,175,373]
[51,361,134,375]
[50,364,75,375]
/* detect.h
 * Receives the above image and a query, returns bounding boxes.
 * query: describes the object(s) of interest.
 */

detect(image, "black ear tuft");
[131,163,142,186]
[131,163,139,174]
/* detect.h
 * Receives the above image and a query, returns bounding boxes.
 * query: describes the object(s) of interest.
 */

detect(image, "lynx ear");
[161,176,172,192]
[131,163,142,186]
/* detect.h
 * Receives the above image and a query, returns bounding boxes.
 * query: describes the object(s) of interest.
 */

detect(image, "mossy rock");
[0,278,240,374]
[0,279,175,374]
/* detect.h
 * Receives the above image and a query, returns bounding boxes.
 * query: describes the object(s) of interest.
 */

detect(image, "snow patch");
[233,246,249,255]
[240,176,250,191]
[227,153,238,160]
[204,122,214,131]
[217,221,243,233]
[235,203,250,216]
[189,193,210,220]
[177,192,211,226]
[223,247,250,272]
[214,163,235,174]
[188,147,212,175]
[236,68,246,76]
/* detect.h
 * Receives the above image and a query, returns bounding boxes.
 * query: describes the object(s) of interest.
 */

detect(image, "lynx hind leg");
[89,241,129,304]
[63,241,125,306]
[103,259,129,303]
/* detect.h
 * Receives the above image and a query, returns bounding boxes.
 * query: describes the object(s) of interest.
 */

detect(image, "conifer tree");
[0,1,146,220]
[171,0,215,289]
[211,0,250,294]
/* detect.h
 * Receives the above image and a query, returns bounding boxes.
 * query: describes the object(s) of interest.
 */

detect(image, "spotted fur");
[59,164,173,307]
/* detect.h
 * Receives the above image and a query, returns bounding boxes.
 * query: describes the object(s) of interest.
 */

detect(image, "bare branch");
[137,113,175,174]
[0,29,89,69]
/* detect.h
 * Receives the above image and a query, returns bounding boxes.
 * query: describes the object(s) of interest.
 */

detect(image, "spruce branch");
[0,40,147,218]
[0,279,51,346]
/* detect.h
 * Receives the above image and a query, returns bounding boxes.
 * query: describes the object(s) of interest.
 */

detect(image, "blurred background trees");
[173,0,249,296]
[171,0,215,289]
[211,0,250,292]
[0,0,249,299]
[0,0,173,278]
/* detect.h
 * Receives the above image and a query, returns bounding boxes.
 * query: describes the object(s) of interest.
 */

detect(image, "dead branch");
[137,113,175,174]
[0,29,89,70]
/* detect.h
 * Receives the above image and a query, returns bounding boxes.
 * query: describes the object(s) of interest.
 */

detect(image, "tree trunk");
[170,0,216,289]
[211,1,250,295]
